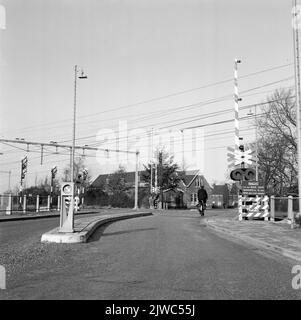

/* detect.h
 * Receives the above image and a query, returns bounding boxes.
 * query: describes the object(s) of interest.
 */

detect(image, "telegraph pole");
[150,128,153,194]
[159,151,163,209]
[134,151,139,210]
[293,0,301,213]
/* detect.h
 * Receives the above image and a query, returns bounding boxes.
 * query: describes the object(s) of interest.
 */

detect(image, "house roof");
[91,169,212,191]
[91,171,148,188]
[181,169,212,190]
[163,188,184,193]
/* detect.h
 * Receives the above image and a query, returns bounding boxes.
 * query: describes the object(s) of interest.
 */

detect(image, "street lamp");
[71,65,88,183]
[69,65,87,231]
[247,105,258,181]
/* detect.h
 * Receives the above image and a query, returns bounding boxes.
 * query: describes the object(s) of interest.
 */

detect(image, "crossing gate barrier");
[238,195,269,220]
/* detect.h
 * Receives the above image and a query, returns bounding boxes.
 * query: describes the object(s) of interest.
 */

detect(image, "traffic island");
[41,211,152,244]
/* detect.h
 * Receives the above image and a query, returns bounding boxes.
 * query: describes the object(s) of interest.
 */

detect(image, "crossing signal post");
[50,166,57,209]
[74,168,89,210]
[19,156,28,208]
[59,182,75,233]
[229,138,266,221]
[82,168,88,181]
[20,156,28,188]
[81,169,88,207]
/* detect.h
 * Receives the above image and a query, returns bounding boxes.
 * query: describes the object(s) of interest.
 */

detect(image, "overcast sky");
[0,0,296,192]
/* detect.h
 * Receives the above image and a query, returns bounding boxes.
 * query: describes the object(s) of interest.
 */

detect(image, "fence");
[0,194,61,215]
[270,196,299,222]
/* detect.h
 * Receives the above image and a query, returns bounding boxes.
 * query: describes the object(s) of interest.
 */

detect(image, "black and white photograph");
[0,0,301,305]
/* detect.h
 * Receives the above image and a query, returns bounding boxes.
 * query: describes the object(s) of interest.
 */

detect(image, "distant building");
[91,171,148,191]
[211,184,238,208]
[91,169,213,209]
[179,170,213,209]
[211,184,229,208]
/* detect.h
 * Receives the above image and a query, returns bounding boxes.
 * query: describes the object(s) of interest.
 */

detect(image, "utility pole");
[150,128,153,194]
[134,151,139,210]
[159,151,163,209]
[155,157,158,193]
[292,0,301,212]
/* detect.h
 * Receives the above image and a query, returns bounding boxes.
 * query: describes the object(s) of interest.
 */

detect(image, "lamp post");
[70,65,87,230]
[72,65,87,182]
[247,105,258,181]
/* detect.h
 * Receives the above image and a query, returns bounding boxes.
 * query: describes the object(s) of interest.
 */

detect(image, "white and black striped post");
[234,59,241,151]
[234,59,243,220]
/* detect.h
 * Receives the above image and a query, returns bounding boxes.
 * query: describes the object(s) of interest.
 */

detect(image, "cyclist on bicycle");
[197,186,208,216]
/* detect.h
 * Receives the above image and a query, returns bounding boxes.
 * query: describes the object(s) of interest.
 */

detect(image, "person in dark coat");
[197,186,208,204]
[197,186,208,215]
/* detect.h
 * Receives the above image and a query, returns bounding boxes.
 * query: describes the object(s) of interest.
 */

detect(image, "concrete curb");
[0,210,102,223]
[41,211,153,244]
[205,219,301,263]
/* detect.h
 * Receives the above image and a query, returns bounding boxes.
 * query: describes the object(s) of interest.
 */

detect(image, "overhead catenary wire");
[0,62,293,137]
[57,95,294,148]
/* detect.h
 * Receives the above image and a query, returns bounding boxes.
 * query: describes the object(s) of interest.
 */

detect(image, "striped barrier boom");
[234,59,240,150]
[240,195,270,220]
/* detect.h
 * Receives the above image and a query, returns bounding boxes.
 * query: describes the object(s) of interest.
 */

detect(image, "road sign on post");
[241,181,265,195]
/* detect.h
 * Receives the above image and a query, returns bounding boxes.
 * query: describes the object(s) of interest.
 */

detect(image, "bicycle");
[197,200,205,216]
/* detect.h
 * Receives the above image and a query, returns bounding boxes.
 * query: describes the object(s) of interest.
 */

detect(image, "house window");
[190,193,197,202]
[195,178,203,188]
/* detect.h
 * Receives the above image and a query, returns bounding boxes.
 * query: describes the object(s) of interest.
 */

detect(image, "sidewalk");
[205,210,301,262]
[0,208,100,222]
[0,207,140,222]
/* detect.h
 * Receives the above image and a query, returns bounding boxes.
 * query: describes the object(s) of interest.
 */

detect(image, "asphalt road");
[0,210,301,299]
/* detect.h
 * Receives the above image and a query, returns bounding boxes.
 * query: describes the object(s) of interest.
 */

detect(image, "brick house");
[90,169,212,209]
[180,170,213,209]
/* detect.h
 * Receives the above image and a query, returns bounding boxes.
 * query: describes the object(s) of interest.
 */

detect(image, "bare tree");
[255,88,297,194]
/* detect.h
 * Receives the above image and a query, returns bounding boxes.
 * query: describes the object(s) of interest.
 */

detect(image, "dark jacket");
[197,188,208,202]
